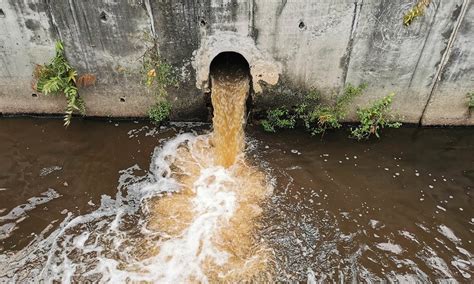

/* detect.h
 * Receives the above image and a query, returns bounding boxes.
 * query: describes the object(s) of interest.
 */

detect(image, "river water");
[0,118,472,282]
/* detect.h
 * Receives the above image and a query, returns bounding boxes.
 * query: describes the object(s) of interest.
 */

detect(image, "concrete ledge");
[0,80,207,120]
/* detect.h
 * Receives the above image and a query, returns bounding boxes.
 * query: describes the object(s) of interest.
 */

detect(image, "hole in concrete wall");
[209,52,251,90]
[120,97,125,102]
[208,52,252,120]
[298,20,306,30]
[210,52,250,78]
[200,18,207,27]
[0,9,5,18]
[100,11,108,22]
[32,93,38,98]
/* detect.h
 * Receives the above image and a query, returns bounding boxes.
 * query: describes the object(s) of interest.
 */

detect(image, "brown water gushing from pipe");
[147,59,273,282]
[210,66,249,168]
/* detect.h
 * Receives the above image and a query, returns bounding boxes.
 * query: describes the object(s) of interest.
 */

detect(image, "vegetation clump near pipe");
[300,84,366,136]
[261,107,296,132]
[260,84,401,141]
[260,84,366,136]
[33,41,85,127]
[350,94,402,140]
[259,89,320,133]
[141,32,177,125]
[403,0,431,26]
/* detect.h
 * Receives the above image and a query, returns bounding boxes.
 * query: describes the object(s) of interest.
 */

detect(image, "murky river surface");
[0,118,472,282]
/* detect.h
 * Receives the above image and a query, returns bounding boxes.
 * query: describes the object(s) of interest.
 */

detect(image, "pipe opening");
[207,52,252,121]
[209,52,250,81]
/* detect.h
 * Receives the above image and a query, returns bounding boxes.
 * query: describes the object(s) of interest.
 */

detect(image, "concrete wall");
[0,0,473,125]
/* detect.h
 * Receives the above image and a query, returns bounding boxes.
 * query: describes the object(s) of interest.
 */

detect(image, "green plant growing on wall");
[468,92,474,109]
[34,41,85,127]
[148,101,172,124]
[141,31,178,124]
[261,107,296,132]
[350,93,401,140]
[295,89,321,116]
[403,0,431,26]
[301,83,366,136]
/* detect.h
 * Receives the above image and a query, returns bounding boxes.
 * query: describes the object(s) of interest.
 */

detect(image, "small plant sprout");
[148,101,172,124]
[350,93,401,140]
[141,31,177,124]
[403,0,431,26]
[468,92,474,109]
[34,41,85,127]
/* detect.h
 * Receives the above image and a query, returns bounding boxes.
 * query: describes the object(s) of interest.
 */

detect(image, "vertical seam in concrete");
[419,0,470,125]
[45,0,61,41]
[341,0,362,87]
[271,1,286,55]
[248,0,254,37]
[408,1,441,88]
[276,0,287,16]
[67,0,91,71]
[183,1,192,43]
[80,8,94,49]
[144,0,156,37]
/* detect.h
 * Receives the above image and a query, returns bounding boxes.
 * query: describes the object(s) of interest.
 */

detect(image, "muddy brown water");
[0,118,472,281]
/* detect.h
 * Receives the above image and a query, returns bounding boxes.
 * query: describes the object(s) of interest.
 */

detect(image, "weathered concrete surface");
[193,31,282,93]
[0,0,207,120]
[253,0,354,92]
[1,0,473,125]
[0,0,56,115]
[345,0,466,123]
[421,0,474,125]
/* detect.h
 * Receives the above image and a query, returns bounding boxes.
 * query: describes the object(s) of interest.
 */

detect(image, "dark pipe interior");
[209,52,250,78]
[207,52,253,122]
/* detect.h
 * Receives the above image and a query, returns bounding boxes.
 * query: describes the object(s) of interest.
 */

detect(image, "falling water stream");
[142,60,273,281]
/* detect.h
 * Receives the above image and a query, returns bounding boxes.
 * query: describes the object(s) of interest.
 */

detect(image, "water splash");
[0,61,274,282]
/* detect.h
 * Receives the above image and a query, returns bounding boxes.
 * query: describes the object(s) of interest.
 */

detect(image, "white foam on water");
[0,188,60,223]
[399,230,419,244]
[0,188,60,241]
[39,166,62,177]
[132,166,238,283]
[0,133,268,283]
[375,242,403,254]
[0,134,181,280]
[307,268,317,284]
[438,224,461,244]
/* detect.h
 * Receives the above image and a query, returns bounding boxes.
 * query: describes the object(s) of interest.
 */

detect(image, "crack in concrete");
[276,0,287,16]
[408,0,440,89]
[419,0,471,125]
[248,0,257,40]
[66,0,91,71]
[341,0,363,87]
[44,0,61,41]
[144,0,156,37]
